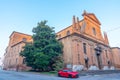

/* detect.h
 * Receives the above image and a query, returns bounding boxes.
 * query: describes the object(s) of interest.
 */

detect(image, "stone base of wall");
[3,67,16,71]
[102,66,109,70]
[102,66,115,70]
[72,65,115,71]
[110,66,115,70]
[4,65,31,71]
[103,66,115,70]
[88,65,99,70]
[72,65,84,71]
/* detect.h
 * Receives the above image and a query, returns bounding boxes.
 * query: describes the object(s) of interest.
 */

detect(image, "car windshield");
[63,70,72,72]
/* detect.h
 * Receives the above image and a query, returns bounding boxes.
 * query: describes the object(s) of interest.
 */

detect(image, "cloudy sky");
[0,0,120,60]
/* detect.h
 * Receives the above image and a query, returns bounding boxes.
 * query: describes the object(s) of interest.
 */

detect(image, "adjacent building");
[3,31,32,71]
[3,11,120,71]
[112,47,120,69]
[0,57,2,69]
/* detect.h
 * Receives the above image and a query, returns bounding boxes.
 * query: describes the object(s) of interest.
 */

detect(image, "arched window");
[22,38,27,42]
[66,30,70,36]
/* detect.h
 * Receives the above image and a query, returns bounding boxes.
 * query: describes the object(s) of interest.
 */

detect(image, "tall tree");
[20,20,63,71]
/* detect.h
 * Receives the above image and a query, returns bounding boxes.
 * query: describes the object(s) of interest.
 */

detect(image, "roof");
[57,19,83,34]
[9,31,32,38]
[57,11,101,34]
[82,11,101,25]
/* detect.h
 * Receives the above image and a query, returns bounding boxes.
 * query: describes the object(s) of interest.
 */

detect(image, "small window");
[83,43,87,54]
[22,38,27,42]
[59,34,61,38]
[92,28,96,35]
[16,58,18,64]
[105,50,108,58]
[66,30,70,36]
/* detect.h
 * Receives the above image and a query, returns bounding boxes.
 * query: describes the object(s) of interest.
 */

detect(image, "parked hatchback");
[58,69,79,78]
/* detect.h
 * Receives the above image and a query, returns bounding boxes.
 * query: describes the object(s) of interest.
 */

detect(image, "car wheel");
[58,73,61,77]
[76,74,79,78]
[69,74,72,78]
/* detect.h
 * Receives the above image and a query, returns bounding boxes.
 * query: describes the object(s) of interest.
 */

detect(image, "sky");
[0,0,120,61]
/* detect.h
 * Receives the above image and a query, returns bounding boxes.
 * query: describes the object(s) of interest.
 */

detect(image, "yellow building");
[3,31,32,71]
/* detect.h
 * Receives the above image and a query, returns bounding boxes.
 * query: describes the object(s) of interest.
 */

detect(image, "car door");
[62,70,68,77]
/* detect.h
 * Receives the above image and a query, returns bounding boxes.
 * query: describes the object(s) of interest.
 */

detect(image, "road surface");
[0,70,120,80]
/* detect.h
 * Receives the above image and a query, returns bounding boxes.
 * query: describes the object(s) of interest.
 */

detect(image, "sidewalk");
[79,70,120,76]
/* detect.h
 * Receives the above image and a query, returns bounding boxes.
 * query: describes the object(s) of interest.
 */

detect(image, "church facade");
[57,11,114,70]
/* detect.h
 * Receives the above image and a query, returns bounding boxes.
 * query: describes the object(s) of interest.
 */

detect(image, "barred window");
[83,43,87,54]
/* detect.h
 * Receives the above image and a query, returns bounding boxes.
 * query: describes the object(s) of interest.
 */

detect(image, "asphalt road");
[0,70,120,80]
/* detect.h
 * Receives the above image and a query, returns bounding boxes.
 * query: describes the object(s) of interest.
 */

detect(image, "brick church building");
[3,11,120,71]
[57,11,115,70]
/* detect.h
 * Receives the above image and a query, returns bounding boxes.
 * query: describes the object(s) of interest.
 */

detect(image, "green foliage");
[20,43,36,68]
[53,54,64,71]
[20,20,63,71]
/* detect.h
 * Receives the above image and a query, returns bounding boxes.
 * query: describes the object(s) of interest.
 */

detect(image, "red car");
[58,69,79,78]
